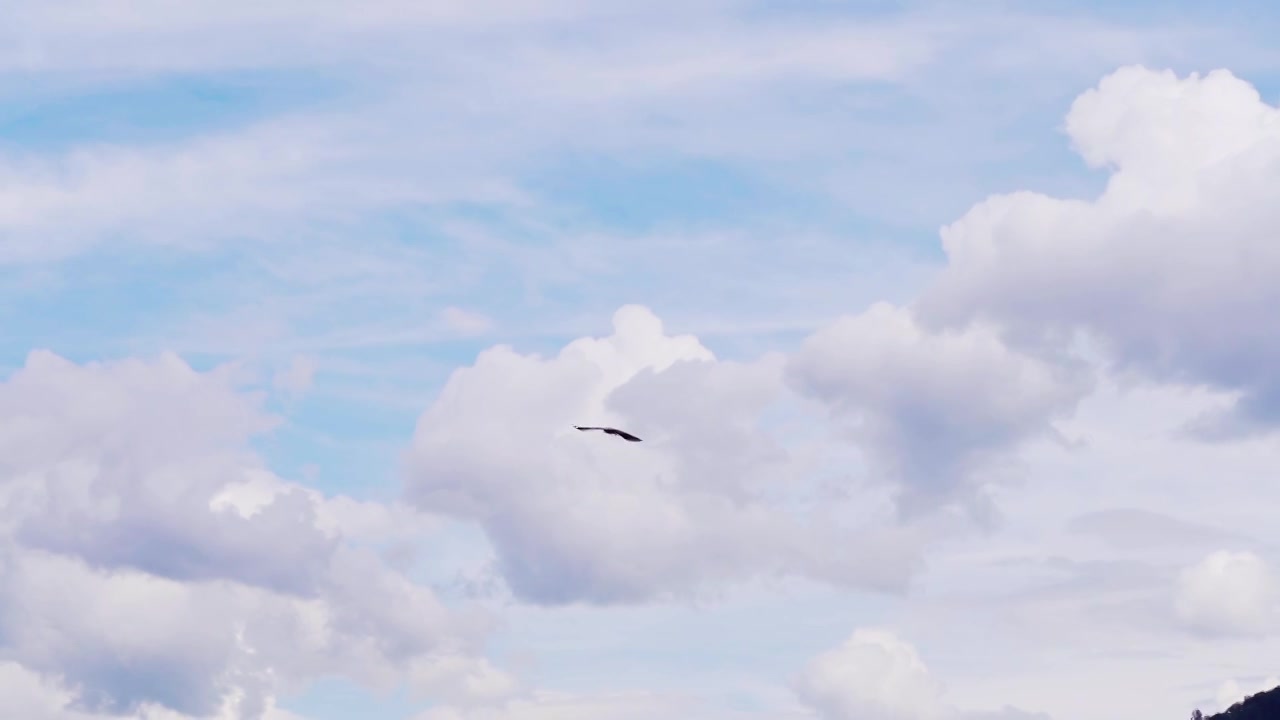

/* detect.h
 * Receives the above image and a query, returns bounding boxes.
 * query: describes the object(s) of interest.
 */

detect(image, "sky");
[3,1,1280,719]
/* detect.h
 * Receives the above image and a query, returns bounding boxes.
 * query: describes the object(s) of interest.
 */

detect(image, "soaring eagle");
[572,425,643,442]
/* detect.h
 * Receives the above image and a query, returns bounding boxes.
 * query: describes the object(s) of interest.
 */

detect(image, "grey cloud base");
[785,302,1090,522]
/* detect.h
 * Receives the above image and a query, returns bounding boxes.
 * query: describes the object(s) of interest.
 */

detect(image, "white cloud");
[787,302,1088,520]
[0,660,111,720]
[1067,507,1245,552]
[0,545,313,717]
[439,307,494,337]
[413,689,730,720]
[866,372,1280,720]
[0,115,522,265]
[1215,675,1280,713]
[411,675,825,720]
[0,2,942,269]
[795,628,946,720]
[0,350,493,718]
[794,629,1050,720]
[920,65,1280,438]
[1175,550,1280,637]
[0,4,1247,277]
[0,0,602,72]
[0,660,309,720]
[404,304,921,604]
[412,655,523,706]
[0,0,933,83]
[272,355,317,398]
[0,350,331,595]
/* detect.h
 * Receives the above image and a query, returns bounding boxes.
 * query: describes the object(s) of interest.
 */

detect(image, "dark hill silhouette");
[1202,683,1280,719]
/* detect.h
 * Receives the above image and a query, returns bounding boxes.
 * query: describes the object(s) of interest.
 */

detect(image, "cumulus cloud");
[787,302,1088,520]
[0,350,332,595]
[0,660,126,720]
[1175,550,1280,636]
[794,629,1053,720]
[403,304,921,604]
[409,655,523,710]
[0,350,493,718]
[0,659,310,720]
[920,65,1280,438]
[795,628,947,720]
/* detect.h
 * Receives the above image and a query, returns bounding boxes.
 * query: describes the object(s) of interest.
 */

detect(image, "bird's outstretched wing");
[603,428,642,442]
[573,425,643,442]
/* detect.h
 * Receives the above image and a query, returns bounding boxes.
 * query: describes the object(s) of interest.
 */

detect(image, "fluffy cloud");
[403,305,921,604]
[794,629,1050,720]
[921,65,1280,438]
[0,350,491,718]
[787,302,1088,520]
[0,660,302,720]
[1175,550,1280,637]
[409,655,523,710]
[0,350,333,595]
[795,628,946,720]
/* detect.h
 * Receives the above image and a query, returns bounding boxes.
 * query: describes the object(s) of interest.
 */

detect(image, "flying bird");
[573,425,643,442]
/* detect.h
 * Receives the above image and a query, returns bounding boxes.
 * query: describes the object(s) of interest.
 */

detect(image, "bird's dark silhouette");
[573,425,642,442]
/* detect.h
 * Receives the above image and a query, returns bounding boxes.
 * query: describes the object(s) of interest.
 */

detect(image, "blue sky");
[5,2,1280,719]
